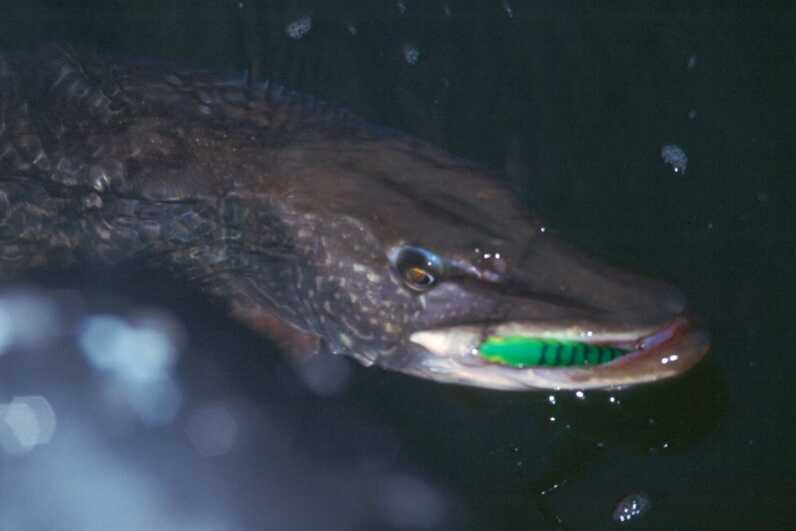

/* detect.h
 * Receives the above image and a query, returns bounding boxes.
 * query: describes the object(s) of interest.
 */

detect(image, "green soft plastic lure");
[478,336,627,368]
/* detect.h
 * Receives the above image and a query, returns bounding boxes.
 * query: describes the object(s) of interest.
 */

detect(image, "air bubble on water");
[346,22,357,36]
[660,144,688,174]
[687,54,698,70]
[396,1,407,15]
[612,492,652,523]
[688,109,697,120]
[403,44,420,65]
[285,15,312,40]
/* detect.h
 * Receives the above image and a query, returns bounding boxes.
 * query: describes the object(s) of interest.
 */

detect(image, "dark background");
[0,1,794,530]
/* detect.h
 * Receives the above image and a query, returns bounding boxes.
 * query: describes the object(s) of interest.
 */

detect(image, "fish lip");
[407,314,710,391]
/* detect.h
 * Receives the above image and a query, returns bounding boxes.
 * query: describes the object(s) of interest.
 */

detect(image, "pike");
[0,46,708,391]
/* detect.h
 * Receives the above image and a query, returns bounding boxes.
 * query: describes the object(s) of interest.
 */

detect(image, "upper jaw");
[407,315,709,391]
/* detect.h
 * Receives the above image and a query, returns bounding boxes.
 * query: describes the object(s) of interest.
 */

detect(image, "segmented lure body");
[478,336,626,367]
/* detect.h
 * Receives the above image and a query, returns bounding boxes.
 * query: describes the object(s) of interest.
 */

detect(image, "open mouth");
[408,316,710,391]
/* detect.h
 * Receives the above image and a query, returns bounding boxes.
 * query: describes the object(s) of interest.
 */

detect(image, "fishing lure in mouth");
[478,336,627,367]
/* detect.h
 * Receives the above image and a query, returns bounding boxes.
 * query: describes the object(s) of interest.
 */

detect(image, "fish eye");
[391,246,444,291]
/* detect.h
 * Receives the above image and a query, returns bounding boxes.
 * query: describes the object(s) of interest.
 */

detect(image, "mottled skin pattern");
[0,46,705,390]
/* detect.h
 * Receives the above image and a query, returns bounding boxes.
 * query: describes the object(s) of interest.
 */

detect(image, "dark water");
[1,3,793,530]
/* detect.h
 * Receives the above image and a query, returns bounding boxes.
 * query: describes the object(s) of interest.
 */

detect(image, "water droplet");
[503,0,514,18]
[660,144,688,174]
[403,44,420,65]
[285,15,312,40]
[612,492,651,523]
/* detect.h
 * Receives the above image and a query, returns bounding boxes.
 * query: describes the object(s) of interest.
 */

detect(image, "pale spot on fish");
[352,263,367,273]
[366,272,381,282]
[339,333,353,348]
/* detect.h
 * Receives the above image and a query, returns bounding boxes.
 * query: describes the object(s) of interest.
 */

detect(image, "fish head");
[254,133,708,391]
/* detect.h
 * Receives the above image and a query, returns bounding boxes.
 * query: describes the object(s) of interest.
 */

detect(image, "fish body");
[0,46,708,390]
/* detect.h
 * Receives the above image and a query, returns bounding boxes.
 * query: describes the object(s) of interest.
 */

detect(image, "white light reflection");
[185,404,239,457]
[0,291,60,354]
[0,396,57,454]
[375,474,446,529]
[79,314,178,383]
[123,379,183,426]
[575,390,585,400]
[298,354,352,396]
[79,313,183,425]
[0,304,11,354]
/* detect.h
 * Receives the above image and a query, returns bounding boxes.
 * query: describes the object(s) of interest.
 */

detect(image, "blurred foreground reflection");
[0,285,452,530]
